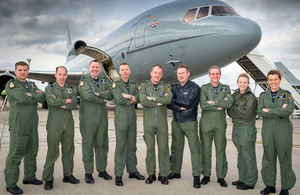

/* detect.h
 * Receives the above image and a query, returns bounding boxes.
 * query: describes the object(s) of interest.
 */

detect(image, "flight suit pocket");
[16,135,29,155]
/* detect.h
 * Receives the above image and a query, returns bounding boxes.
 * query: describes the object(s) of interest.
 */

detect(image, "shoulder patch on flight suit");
[130,84,135,89]
[9,82,15,88]
[101,79,107,83]
[48,83,53,87]
[287,94,294,102]
[167,83,171,90]
[112,82,117,89]
[80,81,84,87]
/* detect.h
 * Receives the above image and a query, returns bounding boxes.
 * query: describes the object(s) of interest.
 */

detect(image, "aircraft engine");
[0,71,15,94]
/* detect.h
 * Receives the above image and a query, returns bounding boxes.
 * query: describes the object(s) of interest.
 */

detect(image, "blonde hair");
[237,73,250,83]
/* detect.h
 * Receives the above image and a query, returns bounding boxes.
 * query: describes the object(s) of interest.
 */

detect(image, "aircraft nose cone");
[217,16,262,58]
[238,17,262,48]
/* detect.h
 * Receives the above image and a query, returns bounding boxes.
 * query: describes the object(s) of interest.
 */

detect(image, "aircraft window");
[183,8,197,22]
[212,6,237,16]
[196,6,209,19]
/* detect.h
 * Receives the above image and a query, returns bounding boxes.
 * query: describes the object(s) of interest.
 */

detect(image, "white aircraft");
[0,0,261,93]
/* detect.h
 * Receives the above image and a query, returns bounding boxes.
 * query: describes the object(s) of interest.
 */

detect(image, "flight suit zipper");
[129,86,133,126]
[209,91,216,131]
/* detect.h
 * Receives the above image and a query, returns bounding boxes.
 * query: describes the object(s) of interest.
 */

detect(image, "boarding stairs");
[236,48,300,116]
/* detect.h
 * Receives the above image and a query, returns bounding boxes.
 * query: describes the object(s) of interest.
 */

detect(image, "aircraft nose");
[230,17,262,53]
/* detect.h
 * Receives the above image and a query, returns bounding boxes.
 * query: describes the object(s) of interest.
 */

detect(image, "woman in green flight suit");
[257,70,296,195]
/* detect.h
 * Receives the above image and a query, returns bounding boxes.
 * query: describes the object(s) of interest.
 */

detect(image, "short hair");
[237,73,249,83]
[152,64,163,71]
[89,59,100,66]
[267,70,282,80]
[15,61,29,70]
[56,66,68,74]
[177,64,189,72]
[208,65,221,75]
[120,62,129,67]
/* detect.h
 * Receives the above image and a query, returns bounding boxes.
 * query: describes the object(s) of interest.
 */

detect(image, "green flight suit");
[4,78,45,188]
[257,87,296,190]
[78,75,113,174]
[111,79,139,176]
[42,82,78,181]
[199,82,233,179]
[227,87,258,187]
[139,80,172,177]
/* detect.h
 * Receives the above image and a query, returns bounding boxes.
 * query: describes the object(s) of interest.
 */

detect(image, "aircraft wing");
[28,70,84,86]
[0,70,84,90]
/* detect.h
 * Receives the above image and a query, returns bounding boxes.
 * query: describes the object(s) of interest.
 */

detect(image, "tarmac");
[0,103,299,195]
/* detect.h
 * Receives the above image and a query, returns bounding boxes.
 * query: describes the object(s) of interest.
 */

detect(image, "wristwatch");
[130,95,132,99]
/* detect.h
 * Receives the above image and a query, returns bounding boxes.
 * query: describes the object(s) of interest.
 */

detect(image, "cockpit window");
[196,6,209,19]
[212,6,237,16]
[183,8,197,22]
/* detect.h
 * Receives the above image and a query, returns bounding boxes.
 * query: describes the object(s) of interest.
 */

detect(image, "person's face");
[150,66,163,84]
[55,67,68,86]
[177,68,190,85]
[209,68,221,85]
[119,64,131,80]
[268,74,281,92]
[237,77,249,94]
[15,65,29,82]
[89,61,101,79]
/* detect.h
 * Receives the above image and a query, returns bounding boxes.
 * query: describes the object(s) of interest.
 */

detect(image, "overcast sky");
[0,0,299,94]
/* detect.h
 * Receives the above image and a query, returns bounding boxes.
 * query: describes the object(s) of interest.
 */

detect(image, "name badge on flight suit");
[220,87,228,92]
[277,93,287,100]
[159,85,165,90]
[30,83,37,89]
[65,88,73,94]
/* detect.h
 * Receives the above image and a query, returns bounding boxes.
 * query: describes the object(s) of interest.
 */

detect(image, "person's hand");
[66,99,72,104]
[122,93,130,99]
[262,108,269,112]
[282,103,288,109]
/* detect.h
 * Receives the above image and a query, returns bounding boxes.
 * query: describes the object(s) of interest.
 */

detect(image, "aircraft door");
[134,16,150,48]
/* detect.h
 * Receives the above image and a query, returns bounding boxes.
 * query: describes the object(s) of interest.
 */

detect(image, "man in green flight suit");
[78,60,114,184]
[199,65,233,188]
[139,64,173,185]
[257,70,296,195]
[42,66,80,190]
[4,61,45,194]
[111,62,145,186]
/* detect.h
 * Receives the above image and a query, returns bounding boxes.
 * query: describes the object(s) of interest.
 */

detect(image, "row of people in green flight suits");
[4,61,296,195]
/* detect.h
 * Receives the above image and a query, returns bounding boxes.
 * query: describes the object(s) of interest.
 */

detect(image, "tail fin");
[65,25,78,63]
[275,61,300,87]
[65,25,72,56]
